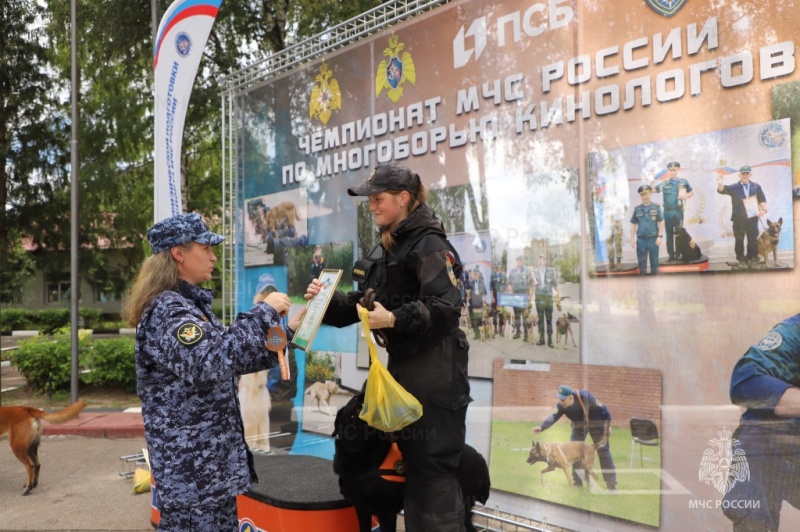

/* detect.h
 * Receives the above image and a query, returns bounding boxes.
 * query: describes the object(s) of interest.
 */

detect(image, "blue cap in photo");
[556,385,573,400]
[256,273,277,294]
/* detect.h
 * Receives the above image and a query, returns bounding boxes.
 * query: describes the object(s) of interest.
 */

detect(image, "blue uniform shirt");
[630,203,663,237]
[136,280,287,508]
[730,313,800,423]
[540,390,612,431]
[655,178,692,210]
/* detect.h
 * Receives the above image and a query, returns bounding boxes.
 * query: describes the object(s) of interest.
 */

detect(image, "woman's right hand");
[262,291,291,316]
[304,278,322,300]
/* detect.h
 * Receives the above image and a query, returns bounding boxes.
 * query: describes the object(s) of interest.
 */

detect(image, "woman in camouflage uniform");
[122,213,302,531]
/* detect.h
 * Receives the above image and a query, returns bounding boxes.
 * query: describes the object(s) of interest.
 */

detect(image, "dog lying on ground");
[0,400,86,495]
[238,370,272,452]
[555,315,577,348]
[757,217,783,267]
[674,226,702,263]
[526,428,608,490]
[305,380,340,415]
[333,391,491,532]
[264,201,300,233]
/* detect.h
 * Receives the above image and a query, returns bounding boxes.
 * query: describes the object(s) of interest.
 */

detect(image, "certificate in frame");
[290,269,343,351]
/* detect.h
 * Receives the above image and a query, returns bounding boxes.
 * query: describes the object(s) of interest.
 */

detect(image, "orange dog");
[0,400,86,495]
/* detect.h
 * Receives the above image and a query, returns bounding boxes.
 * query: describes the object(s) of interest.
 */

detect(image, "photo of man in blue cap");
[629,184,664,274]
[717,165,768,268]
[654,161,694,263]
[532,385,617,492]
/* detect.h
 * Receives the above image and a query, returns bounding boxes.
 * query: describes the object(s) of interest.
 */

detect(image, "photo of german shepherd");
[526,427,609,491]
[0,401,86,495]
[757,217,783,267]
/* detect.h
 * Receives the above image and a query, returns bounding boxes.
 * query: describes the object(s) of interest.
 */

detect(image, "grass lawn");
[490,421,661,528]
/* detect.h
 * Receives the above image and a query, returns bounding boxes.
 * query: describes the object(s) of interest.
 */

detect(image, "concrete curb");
[4,328,136,336]
[42,411,145,439]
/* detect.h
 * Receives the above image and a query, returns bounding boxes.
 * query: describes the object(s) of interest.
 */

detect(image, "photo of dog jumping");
[0,400,86,495]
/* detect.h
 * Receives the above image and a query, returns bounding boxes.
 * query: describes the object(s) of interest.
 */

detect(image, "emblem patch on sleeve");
[757,331,782,351]
[176,322,204,346]
[445,251,457,286]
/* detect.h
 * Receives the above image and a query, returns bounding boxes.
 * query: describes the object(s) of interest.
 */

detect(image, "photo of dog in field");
[490,361,663,527]
[0,401,86,495]
[526,429,608,491]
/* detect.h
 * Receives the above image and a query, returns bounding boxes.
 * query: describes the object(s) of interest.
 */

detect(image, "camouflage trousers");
[158,497,238,531]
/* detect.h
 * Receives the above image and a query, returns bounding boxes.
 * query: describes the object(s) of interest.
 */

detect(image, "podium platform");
[151,454,358,531]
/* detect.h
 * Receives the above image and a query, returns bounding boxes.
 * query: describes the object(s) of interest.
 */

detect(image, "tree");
[4,1,387,300]
[1,1,66,280]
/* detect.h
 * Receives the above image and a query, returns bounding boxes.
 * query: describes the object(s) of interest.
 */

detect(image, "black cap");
[347,162,421,196]
[667,161,680,169]
[638,184,653,193]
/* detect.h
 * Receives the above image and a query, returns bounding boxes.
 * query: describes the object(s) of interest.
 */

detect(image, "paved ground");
[0,435,154,531]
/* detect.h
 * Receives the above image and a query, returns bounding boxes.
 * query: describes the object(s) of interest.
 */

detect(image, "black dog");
[333,392,490,532]
[674,226,702,263]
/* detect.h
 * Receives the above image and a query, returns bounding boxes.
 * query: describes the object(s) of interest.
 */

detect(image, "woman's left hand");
[356,300,395,329]
[288,308,306,332]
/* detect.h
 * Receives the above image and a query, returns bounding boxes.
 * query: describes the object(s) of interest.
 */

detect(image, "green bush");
[305,350,335,382]
[35,309,70,334]
[79,307,102,329]
[10,335,83,395]
[10,335,137,395]
[82,337,137,392]
[306,363,334,382]
[0,308,32,331]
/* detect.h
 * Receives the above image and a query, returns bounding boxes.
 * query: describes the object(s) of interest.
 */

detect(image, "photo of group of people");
[589,119,795,275]
[353,199,582,378]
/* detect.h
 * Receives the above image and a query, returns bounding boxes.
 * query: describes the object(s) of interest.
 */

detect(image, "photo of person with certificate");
[717,165,768,268]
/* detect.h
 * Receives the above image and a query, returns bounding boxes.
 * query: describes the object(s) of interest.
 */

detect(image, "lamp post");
[70,0,80,403]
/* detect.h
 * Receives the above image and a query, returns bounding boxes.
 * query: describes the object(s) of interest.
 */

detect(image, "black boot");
[548,336,554,348]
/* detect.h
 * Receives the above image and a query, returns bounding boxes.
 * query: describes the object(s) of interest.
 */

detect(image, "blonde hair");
[380,184,429,251]
[121,243,192,327]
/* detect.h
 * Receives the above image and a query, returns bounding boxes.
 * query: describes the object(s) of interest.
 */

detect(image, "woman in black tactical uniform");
[306,161,471,531]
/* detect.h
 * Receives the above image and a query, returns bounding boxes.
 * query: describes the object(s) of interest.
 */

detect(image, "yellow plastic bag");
[132,467,151,494]
[358,307,423,432]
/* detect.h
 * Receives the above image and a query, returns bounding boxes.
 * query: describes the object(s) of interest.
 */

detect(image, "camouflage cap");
[347,161,421,196]
[147,213,224,254]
